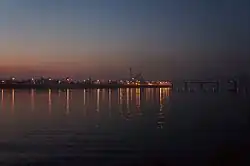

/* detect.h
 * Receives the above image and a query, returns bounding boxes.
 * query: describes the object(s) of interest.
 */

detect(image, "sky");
[0,0,249,80]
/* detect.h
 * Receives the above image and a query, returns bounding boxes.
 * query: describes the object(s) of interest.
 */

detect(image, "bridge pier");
[184,82,188,91]
[216,81,220,92]
[228,80,239,92]
[200,83,204,90]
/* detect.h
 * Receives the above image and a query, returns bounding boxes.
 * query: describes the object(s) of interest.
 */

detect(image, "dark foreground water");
[0,88,249,166]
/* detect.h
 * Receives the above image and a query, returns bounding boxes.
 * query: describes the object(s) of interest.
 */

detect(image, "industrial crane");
[129,68,145,83]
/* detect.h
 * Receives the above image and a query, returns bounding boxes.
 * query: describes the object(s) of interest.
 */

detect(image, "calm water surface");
[0,88,249,165]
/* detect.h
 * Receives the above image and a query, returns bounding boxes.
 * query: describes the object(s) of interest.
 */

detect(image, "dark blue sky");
[0,0,249,80]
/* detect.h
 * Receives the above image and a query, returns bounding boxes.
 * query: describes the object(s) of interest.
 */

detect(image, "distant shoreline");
[0,84,172,89]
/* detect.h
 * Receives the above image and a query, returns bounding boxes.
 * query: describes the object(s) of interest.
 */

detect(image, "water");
[0,88,249,165]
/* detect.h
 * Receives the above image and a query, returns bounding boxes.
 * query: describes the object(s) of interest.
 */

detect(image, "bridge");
[183,81,220,91]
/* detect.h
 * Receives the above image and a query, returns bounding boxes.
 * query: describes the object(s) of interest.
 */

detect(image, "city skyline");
[0,0,250,80]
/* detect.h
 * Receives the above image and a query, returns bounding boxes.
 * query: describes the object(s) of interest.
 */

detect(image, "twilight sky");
[0,0,249,80]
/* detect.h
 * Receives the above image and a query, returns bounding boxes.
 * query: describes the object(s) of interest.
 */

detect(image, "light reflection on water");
[31,89,35,111]
[66,89,70,114]
[11,89,15,113]
[0,88,170,125]
[136,88,141,114]
[48,89,52,114]
[1,89,4,109]
[96,89,100,112]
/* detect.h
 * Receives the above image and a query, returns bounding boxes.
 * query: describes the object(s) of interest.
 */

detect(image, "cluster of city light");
[0,77,172,87]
